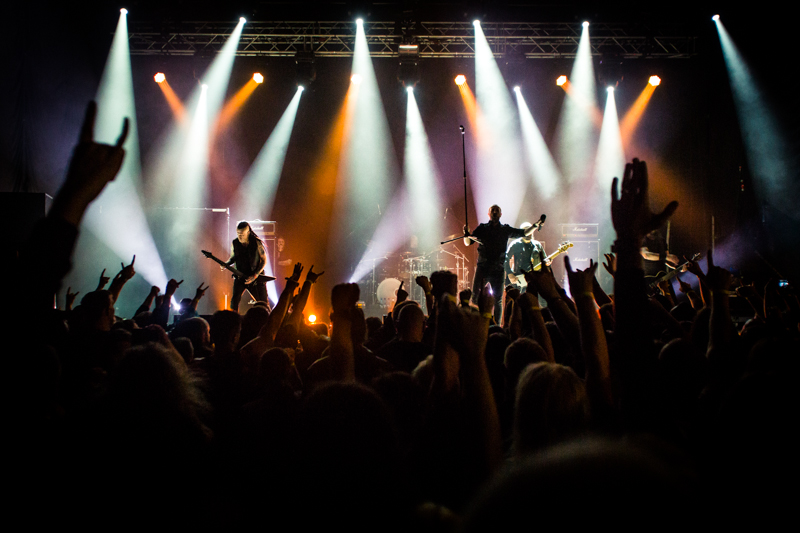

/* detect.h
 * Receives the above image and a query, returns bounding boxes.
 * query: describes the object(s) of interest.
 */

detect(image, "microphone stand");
[442,125,482,245]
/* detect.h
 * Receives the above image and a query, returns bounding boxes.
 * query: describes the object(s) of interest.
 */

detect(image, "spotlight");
[607,86,614,92]
[407,86,413,93]
[201,83,208,90]
[648,75,661,86]
[120,8,128,14]
[240,17,246,23]
[513,85,520,92]
[712,14,720,21]
[582,21,590,28]
[455,74,467,86]
[154,72,165,83]
[351,73,363,85]
[295,51,316,88]
[556,75,567,86]
[308,314,317,323]
[298,85,305,92]
[253,73,264,84]
[356,18,363,25]
[473,20,481,26]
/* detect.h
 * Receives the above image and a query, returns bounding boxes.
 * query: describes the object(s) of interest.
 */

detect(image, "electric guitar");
[645,252,701,294]
[202,250,275,284]
[509,242,574,289]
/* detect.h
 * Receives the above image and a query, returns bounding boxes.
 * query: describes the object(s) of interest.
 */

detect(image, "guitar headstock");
[559,242,574,252]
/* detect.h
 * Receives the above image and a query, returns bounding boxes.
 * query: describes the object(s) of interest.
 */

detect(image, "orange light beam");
[216,78,259,132]
[619,83,657,148]
[458,81,479,133]
[560,79,603,128]
[157,80,185,122]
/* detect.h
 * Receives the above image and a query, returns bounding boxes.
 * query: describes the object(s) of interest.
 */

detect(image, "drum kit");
[357,245,470,310]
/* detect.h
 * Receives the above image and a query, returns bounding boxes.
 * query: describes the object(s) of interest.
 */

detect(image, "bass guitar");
[645,252,701,294]
[509,242,574,289]
[202,250,275,284]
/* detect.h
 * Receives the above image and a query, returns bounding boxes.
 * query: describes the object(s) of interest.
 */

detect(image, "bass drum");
[376,278,403,308]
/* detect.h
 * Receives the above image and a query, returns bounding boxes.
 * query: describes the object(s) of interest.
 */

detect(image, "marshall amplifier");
[551,240,599,284]
[560,223,599,239]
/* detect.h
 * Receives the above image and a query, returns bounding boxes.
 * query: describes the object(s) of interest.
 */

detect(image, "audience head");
[513,362,589,455]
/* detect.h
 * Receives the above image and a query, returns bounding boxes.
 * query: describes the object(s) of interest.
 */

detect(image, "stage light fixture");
[201,83,208,90]
[295,51,316,88]
[607,86,614,92]
[582,21,590,28]
[649,75,661,86]
[556,75,567,86]
[120,8,128,14]
[154,72,165,83]
[298,85,305,92]
[308,314,317,323]
[712,14,720,21]
[351,73,363,84]
[253,73,264,84]
[356,18,363,25]
[240,17,246,23]
[473,20,481,26]
[407,86,413,93]
[455,74,467,86]
[514,85,521,92]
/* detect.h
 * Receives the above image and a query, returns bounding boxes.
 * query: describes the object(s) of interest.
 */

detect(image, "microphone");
[459,125,465,133]
[534,214,546,228]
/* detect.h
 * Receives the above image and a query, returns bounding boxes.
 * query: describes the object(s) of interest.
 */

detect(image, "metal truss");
[128,21,696,59]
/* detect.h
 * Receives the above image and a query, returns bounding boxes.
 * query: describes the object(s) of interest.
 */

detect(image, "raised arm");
[611,159,678,418]
[329,283,360,382]
[134,285,160,317]
[108,255,136,303]
[241,263,303,359]
[282,265,324,329]
[565,256,612,406]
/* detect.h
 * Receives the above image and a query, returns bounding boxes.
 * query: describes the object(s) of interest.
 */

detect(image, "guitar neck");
[204,251,246,278]
[532,247,569,271]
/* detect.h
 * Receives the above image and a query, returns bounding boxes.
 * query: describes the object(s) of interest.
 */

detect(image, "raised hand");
[611,159,678,242]
[459,288,473,307]
[289,262,304,282]
[149,285,161,297]
[565,256,599,298]
[165,279,184,297]
[97,268,110,290]
[118,255,136,281]
[677,275,693,294]
[66,287,79,310]
[704,250,732,293]
[504,285,521,302]
[51,101,129,226]
[477,285,495,318]
[395,281,409,304]
[415,275,432,293]
[684,255,705,279]
[331,283,360,317]
[524,263,560,302]
[602,252,616,278]
[305,265,325,284]
[194,282,209,300]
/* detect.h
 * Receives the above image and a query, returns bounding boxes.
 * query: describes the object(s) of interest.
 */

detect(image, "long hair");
[236,220,263,246]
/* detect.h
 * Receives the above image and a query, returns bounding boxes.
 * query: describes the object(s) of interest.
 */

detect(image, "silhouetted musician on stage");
[463,205,536,320]
[226,221,269,312]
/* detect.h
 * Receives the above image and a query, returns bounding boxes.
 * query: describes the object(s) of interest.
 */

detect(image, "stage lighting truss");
[397,41,420,87]
[126,20,697,59]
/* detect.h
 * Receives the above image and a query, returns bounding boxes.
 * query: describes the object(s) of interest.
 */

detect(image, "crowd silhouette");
[8,102,796,528]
